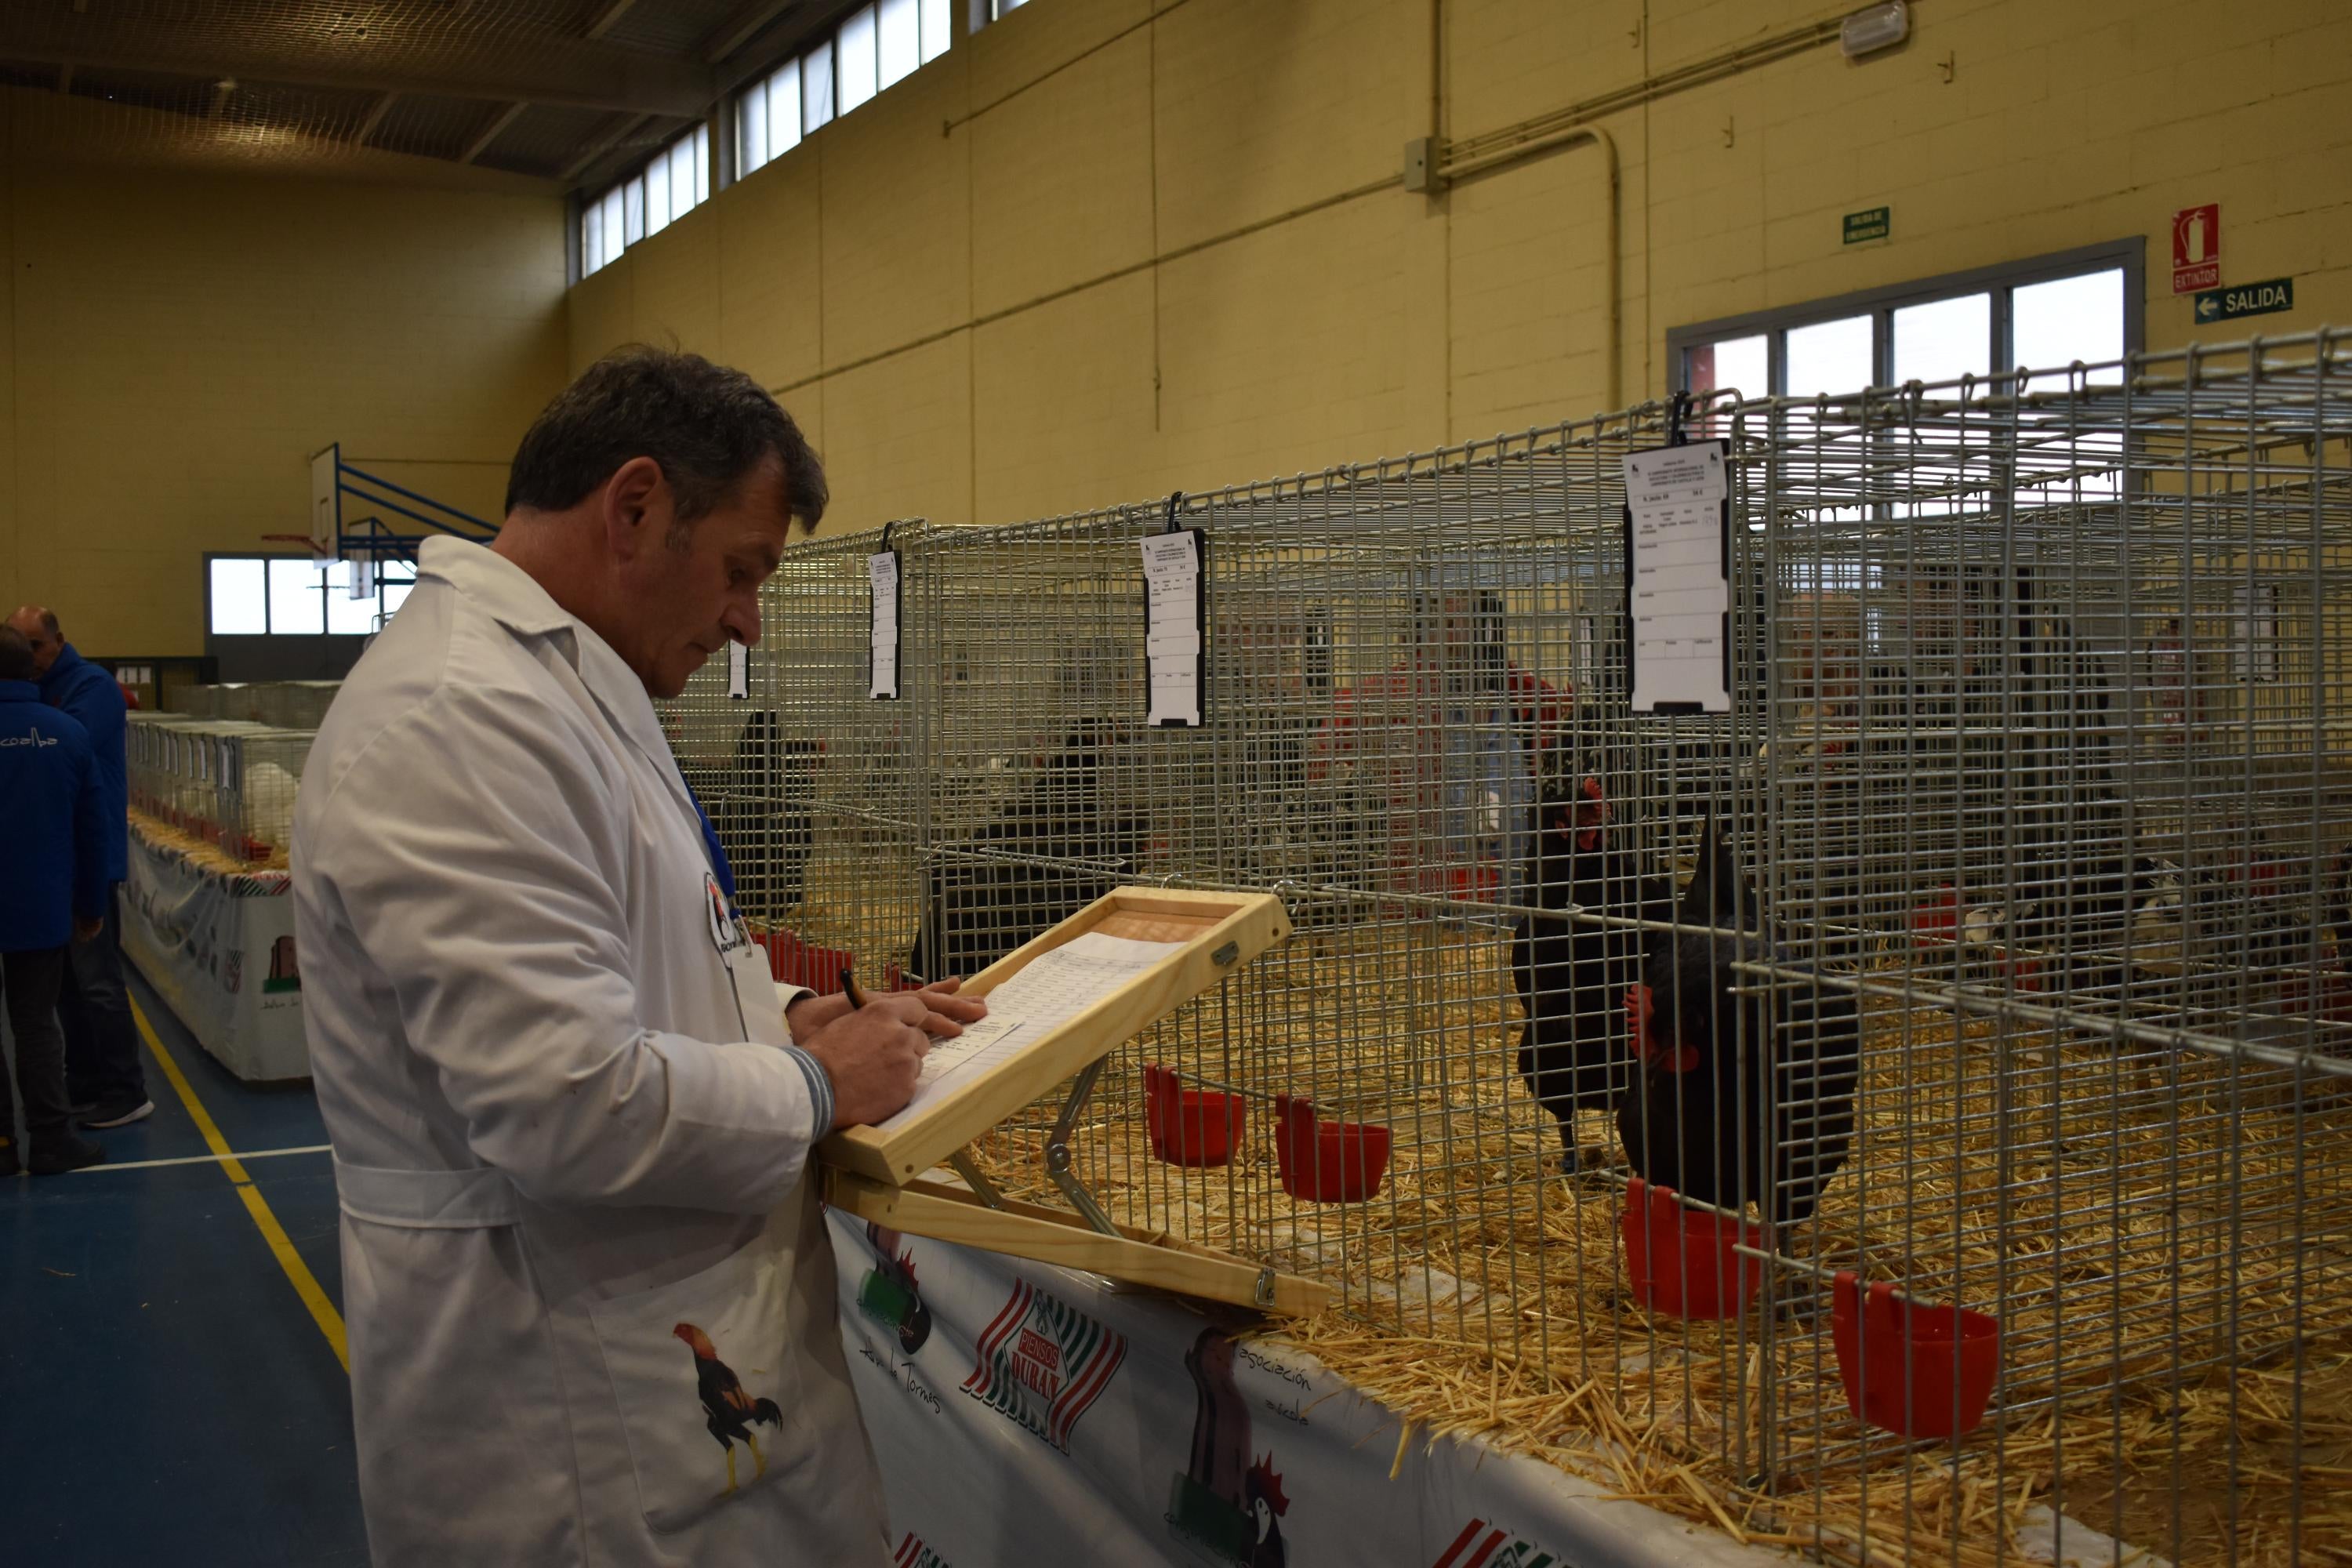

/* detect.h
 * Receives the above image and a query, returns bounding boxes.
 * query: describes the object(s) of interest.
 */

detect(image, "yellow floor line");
[131,998,350,1373]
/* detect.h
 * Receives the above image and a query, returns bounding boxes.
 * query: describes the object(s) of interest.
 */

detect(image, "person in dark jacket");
[9,604,151,1127]
[0,626,107,1175]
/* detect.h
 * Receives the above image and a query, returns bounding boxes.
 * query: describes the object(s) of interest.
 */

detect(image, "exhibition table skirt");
[121,815,309,1081]
[830,1210,1787,1568]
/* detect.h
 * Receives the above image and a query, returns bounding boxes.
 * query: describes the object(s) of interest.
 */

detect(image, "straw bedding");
[129,808,288,875]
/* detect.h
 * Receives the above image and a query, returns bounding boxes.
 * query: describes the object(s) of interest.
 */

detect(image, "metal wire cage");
[126,712,204,818]
[657,330,2352,1564]
[257,681,342,730]
[214,727,316,864]
[662,524,933,993]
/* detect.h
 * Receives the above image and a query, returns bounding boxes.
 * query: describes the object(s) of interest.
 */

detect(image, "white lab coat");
[292,537,887,1567]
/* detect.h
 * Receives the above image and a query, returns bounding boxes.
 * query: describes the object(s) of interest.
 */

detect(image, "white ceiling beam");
[586,0,641,42]
[703,0,803,65]
[459,101,528,165]
[353,90,397,143]
[560,111,653,183]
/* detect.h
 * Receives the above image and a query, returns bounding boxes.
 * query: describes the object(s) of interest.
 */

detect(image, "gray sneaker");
[80,1098,154,1130]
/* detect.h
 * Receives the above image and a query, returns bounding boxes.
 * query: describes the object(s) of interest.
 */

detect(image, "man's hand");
[802,993,955,1131]
[72,916,102,943]
[787,978,987,1047]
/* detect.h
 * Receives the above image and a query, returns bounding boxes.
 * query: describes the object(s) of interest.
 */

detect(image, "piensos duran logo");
[1433,1517,1566,1568]
[959,1278,1126,1452]
[892,1533,952,1568]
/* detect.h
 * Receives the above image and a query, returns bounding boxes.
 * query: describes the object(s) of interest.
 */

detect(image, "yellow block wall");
[572,0,2352,539]
[0,120,571,657]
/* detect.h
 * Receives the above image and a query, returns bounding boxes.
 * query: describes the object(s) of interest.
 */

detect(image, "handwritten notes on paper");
[1624,441,1732,714]
[869,550,902,701]
[1143,530,1204,727]
[873,931,1185,1134]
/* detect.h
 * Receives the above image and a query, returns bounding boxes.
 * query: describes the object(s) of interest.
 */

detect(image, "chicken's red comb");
[897,1248,919,1286]
[1249,1454,1290,1515]
[1581,775,1606,802]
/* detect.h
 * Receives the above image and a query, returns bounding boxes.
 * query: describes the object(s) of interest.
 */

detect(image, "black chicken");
[673,1322,782,1496]
[1510,773,1675,1171]
[909,719,1146,982]
[1617,817,1861,1227]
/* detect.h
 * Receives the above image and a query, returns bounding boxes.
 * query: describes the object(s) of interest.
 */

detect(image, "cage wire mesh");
[663,524,932,993]
[216,727,315,864]
[659,330,2352,1565]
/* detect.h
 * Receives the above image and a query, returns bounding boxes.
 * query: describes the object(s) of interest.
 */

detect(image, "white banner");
[830,1212,1784,1568]
[121,822,310,1081]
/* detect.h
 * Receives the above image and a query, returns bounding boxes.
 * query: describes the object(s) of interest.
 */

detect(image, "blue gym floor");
[0,965,367,1566]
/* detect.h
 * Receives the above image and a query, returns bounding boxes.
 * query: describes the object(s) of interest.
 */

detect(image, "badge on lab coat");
[704,871,749,956]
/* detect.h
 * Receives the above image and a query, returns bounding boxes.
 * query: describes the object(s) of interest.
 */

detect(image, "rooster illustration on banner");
[1167,1329,1290,1567]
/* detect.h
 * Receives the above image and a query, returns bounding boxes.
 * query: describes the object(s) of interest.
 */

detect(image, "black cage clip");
[1162,490,1186,533]
[878,520,895,552]
[1666,389,1694,448]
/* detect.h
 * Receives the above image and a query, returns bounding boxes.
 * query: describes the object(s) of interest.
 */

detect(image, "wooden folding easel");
[820,886,1329,1316]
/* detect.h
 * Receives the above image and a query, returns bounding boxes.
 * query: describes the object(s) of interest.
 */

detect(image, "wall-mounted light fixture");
[1841,1,1910,59]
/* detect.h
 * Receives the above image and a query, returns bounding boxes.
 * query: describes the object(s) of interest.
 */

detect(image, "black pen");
[839,967,869,1010]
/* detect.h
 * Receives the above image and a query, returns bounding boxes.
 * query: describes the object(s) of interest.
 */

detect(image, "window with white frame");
[1671,240,2143,402]
[579,123,712,278]
[1673,241,2145,593]
[207,556,414,636]
[736,0,950,179]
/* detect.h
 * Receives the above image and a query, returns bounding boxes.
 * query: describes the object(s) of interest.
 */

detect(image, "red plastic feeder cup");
[1272,1096,1391,1203]
[1620,1179,1764,1319]
[1831,1272,2001,1440]
[1142,1065,1246,1167]
[750,927,857,993]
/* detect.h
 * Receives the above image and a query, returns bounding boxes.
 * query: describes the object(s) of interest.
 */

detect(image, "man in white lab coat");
[293,349,983,1566]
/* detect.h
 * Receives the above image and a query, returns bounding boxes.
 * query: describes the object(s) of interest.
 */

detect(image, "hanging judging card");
[1142,528,1204,727]
[1623,441,1732,714]
[726,638,750,700]
[869,548,902,701]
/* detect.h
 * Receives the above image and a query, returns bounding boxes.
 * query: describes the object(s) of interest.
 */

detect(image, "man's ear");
[600,456,670,563]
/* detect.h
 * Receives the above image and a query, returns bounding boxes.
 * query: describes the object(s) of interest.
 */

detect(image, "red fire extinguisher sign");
[2172,205,2220,295]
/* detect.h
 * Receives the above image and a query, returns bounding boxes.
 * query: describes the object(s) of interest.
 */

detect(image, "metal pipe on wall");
[1436,125,1621,414]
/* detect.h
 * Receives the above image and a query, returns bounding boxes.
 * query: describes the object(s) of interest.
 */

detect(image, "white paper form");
[869,550,902,700]
[1142,530,1203,726]
[726,638,750,699]
[872,931,1185,1134]
[1624,441,1732,713]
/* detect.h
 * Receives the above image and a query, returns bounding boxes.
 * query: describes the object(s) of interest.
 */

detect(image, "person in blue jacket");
[0,625,107,1175]
[9,604,151,1127]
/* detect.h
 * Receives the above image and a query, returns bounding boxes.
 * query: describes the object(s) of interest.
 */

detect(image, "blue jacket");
[0,680,107,952]
[41,642,127,883]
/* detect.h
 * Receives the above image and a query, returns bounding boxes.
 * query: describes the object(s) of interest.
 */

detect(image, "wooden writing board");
[820,886,1290,1186]
[817,885,1319,1316]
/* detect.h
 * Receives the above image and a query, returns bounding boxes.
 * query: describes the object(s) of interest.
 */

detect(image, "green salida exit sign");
[2194,276,2294,325]
[1843,206,1891,244]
